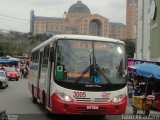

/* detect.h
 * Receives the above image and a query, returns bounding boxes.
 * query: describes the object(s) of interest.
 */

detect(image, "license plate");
[86,106,99,110]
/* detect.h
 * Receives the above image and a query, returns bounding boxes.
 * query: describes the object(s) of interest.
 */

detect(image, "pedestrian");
[24,65,29,78]
[20,65,24,78]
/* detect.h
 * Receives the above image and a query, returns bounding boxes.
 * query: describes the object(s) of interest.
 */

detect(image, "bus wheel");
[32,96,37,104]
[43,93,51,117]
[32,87,37,103]
[45,108,52,117]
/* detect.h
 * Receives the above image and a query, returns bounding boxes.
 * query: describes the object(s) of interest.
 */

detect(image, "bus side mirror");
[50,47,55,62]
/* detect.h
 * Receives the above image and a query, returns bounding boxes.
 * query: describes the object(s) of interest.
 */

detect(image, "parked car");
[0,69,8,88]
[4,67,20,81]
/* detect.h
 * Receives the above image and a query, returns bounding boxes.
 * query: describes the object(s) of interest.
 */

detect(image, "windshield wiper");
[75,41,112,84]
[95,64,112,84]
[75,61,112,84]
[92,48,112,84]
[75,52,93,83]
[75,64,93,83]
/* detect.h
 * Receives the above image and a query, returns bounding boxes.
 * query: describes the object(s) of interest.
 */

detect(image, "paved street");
[0,78,160,120]
[0,79,43,114]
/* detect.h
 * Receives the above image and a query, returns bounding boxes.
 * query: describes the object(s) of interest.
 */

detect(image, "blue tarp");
[0,58,18,63]
[130,63,160,79]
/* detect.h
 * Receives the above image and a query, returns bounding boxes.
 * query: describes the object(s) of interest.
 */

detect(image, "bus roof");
[32,34,124,53]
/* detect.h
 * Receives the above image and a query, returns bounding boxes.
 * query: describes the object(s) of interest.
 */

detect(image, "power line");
[0,17,29,32]
[0,16,29,24]
[0,24,29,32]
[0,14,29,22]
[0,23,28,29]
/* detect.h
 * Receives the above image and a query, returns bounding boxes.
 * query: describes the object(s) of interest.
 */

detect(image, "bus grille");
[77,107,106,114]
[94,98,110,103]
[75,98,91,102]
[75,98,110,103]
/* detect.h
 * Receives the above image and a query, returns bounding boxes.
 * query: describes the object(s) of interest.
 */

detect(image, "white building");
[136,0,160,62]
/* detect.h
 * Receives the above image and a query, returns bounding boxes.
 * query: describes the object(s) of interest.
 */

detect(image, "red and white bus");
[28,34,127,116]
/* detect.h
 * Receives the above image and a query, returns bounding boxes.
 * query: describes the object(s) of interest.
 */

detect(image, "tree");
[0,32,52,57]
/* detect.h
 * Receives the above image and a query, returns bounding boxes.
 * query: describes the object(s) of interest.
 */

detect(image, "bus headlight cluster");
[112,93,126,103]
[55,92,73,102]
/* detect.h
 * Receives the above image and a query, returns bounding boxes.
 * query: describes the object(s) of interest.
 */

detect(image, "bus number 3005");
[73,91,86,98]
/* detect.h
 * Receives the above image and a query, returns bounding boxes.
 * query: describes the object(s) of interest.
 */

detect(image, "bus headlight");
[112,94,126,103]
[55,92,73,102]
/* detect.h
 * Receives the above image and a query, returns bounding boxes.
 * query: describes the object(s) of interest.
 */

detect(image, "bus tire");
[45,108,52,117]
[43,92,52,117]
[32,86,37,104]
[32,96,37,104]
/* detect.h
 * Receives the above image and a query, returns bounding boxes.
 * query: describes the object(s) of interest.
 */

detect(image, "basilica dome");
[68,1,91,14]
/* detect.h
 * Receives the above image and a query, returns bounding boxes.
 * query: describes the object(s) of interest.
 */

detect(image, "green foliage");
[0,33,51,57]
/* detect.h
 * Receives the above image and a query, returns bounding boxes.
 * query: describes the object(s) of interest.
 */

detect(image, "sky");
[0,0,126,33]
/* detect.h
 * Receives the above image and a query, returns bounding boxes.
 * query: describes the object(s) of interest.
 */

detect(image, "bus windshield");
[54,39,126,87]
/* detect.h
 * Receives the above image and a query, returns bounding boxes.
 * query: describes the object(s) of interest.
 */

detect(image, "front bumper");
[51,94,127,115]
[8,76,19,80]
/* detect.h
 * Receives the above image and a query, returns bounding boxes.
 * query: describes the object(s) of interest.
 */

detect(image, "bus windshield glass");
[55,39,125,86]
